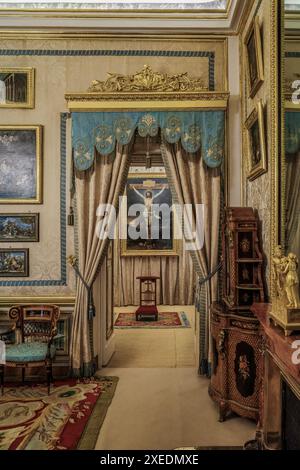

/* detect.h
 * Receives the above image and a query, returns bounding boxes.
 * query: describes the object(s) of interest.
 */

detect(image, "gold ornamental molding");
[88,65,208,93]
[65,65,229,111]
[0,296,76,307]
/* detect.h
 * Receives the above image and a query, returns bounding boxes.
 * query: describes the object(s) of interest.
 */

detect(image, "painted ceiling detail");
[285,0,300,11]
[0,0,229,10]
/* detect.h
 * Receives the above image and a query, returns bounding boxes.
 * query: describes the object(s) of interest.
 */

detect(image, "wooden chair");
[0,305,60,395]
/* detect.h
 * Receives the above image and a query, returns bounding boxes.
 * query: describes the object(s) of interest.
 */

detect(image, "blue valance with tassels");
[285,111,300,154]
[71,111,225,171]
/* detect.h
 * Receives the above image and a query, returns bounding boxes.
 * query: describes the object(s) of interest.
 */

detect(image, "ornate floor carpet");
[114,311,191,328]
[0,376,118,450]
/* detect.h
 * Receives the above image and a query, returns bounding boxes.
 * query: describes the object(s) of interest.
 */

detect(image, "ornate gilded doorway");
[65,65,229,376]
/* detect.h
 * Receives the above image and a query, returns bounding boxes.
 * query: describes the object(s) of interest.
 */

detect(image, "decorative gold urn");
[269,246,300,336]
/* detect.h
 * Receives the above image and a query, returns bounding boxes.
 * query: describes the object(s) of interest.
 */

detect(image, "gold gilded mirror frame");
[270,0,284,298]
[268,1,300,334]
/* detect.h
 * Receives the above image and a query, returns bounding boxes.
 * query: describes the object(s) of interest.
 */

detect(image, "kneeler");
[135,276,160,321]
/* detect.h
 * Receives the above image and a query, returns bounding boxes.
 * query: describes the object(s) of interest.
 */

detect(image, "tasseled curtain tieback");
[198,259,223,287]
[67,255,96,320]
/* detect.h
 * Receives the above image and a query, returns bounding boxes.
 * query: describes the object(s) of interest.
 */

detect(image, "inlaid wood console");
[209,302,262,422]
[209,207,265,422]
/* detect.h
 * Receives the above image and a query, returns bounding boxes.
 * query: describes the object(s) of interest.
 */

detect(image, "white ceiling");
[0,0,229,11]
[0,0,247,35]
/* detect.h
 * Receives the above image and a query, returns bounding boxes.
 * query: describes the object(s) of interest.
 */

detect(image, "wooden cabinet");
[209,302,262,422]
[209,208,265,422]
[222,207,265,311]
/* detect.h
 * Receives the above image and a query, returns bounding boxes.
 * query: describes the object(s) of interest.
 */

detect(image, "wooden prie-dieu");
[209,207,265,422]
[135,276,160,321]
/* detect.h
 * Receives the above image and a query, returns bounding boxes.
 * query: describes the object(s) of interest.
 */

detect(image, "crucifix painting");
[121,174,178,256]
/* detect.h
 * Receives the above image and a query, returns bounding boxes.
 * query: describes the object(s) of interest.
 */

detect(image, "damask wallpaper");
[0,36,227,299]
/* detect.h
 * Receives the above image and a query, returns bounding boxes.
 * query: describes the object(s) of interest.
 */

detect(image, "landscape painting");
[0,249,29,277]
[0,213,39,242]
[0,126,42,203]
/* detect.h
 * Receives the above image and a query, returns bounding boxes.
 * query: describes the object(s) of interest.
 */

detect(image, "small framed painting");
[0,68,35,108]
[244,17,264,99]
[245,100,267,181]
[0,126,43,204]
[0,248,29,277]
[0,213,39,242]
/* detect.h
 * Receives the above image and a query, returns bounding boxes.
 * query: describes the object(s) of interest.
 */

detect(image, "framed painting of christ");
[121,173,179,256]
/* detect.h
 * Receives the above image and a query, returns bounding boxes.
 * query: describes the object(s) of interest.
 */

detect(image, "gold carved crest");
[88,65,207,93]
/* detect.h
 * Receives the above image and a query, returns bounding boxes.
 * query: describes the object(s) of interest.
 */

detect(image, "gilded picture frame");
[0,213,39,242]
[0,125,43,204]
[0,67,35,109]
[121,173,179,257]
[245,100,267,181]
[244,17,264,99]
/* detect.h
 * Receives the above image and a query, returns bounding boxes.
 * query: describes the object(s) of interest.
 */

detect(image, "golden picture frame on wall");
[121,173,179,257]
[244,17,264,99]
[0,67,35,108]
[0,125,43,204]
[245,100,267,181]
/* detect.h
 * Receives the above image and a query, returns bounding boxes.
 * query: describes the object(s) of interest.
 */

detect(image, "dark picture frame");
[244,17,264,99]
[245,100,267,181]
[0,213,39,242]
[0,248,29,277]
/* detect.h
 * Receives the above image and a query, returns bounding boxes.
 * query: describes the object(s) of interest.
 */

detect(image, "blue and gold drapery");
[72,111,225,171]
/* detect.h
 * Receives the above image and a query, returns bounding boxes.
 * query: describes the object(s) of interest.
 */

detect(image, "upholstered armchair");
[0,305,60,395]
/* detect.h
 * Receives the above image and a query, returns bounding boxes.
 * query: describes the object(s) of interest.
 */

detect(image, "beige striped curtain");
[113,239,195,306]
[286,153,300,264]
[70,142,132,376]
[161,140,221,375]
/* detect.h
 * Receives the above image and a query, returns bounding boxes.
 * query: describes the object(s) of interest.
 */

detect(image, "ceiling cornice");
[0,0,250,36]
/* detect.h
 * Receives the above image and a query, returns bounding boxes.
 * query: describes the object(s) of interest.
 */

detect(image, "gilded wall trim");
[269,0,281,298]
[0,296,75,307]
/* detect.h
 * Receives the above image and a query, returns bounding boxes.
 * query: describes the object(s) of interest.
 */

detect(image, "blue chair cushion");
[5,342,56,363]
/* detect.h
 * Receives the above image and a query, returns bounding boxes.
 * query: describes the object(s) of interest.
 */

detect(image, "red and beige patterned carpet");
[114,311,191,328]
[0,376,118,450]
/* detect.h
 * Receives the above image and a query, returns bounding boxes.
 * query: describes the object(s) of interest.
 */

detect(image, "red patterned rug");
[114,311,190,328]
[0,376,118,450]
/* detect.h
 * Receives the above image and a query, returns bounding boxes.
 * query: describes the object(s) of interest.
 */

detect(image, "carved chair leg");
[0,364,4,396]
[219,401,227,423]
[46,363,52,395]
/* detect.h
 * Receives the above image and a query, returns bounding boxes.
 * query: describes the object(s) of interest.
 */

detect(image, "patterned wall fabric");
[72,111,225,170]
